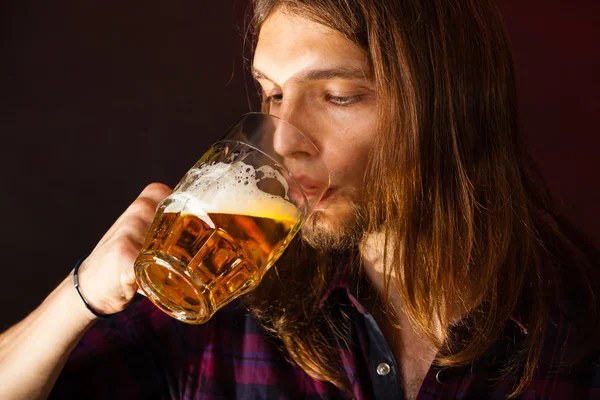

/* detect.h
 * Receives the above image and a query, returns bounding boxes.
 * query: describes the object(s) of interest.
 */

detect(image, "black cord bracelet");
[73,256,113,319]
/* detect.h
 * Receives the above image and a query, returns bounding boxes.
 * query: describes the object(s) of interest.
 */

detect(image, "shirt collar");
[318,254,528,336]
[318,253,357,308]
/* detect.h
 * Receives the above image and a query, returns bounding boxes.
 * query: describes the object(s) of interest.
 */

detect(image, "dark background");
[1,0,598,330]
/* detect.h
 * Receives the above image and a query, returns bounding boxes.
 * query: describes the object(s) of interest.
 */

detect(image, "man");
[0,0,598,399]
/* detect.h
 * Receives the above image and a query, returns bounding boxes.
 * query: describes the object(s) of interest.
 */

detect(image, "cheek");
[321,115,377,177]
[287,94,376,179]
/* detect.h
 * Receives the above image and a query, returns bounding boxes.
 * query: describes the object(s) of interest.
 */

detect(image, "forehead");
[253,10,370,85]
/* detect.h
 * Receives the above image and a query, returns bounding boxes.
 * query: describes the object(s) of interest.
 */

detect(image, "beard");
[300,196,368,251]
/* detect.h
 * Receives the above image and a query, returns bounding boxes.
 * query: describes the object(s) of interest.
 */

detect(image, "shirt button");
[436,368,449,383]
[376,362,391,376]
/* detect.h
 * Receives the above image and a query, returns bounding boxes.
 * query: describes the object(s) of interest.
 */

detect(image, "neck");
[358,232,447,343]
[358,232,440,397]
[358,232,401,309]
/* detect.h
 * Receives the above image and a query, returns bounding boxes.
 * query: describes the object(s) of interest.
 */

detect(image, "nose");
[267,102,329,210]
[271,101,320,160]
[272,119,319,160]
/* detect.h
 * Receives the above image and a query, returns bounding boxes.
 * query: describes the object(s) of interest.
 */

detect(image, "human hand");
[73,183,172,317]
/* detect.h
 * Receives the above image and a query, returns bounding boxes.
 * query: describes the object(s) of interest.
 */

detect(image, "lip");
[314,188,334,209]
[288,174,327,201]
[287,180,333,209]
[291,174,327,192]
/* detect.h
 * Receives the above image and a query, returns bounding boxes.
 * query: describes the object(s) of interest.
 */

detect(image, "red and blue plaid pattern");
[51,276,600,399]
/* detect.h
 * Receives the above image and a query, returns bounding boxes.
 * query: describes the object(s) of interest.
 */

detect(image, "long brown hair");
[244,0,600,397]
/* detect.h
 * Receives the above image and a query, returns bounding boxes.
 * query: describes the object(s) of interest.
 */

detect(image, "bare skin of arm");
[0,183,171,400]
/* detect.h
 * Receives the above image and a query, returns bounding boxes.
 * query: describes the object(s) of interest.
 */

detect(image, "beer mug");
[134,113,329,324]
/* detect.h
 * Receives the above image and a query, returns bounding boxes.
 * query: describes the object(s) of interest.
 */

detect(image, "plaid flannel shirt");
[50,270,600,399]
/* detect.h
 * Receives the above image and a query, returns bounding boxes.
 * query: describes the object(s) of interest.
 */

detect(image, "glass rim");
[213,139,312,217]
[217,112,330,214]
[221,112,323,156]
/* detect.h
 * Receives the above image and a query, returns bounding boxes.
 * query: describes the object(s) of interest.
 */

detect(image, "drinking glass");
[134,113,329,324]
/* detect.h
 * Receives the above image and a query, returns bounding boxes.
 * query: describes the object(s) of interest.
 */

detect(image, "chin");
[300,198,367,251]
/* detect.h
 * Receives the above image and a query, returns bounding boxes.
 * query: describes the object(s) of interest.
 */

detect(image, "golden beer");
[134,115,329,324]
[135,187,301,324]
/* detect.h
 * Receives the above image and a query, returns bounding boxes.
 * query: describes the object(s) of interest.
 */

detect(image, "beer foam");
[165,162,301,222]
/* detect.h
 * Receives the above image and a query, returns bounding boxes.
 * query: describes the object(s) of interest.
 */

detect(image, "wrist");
[62,273,100,324]
[38,274,99,331]
[72,256,114,320]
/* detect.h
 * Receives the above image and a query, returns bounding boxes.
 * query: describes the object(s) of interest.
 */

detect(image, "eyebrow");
[252,66,372,84]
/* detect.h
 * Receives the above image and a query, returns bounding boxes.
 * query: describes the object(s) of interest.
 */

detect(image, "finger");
[137,182,173,204]
[118,216,153,247]
[97,183,172,247]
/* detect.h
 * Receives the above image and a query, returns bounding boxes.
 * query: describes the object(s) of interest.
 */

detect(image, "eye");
[264,92,283,105]
[324,93,364,106]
